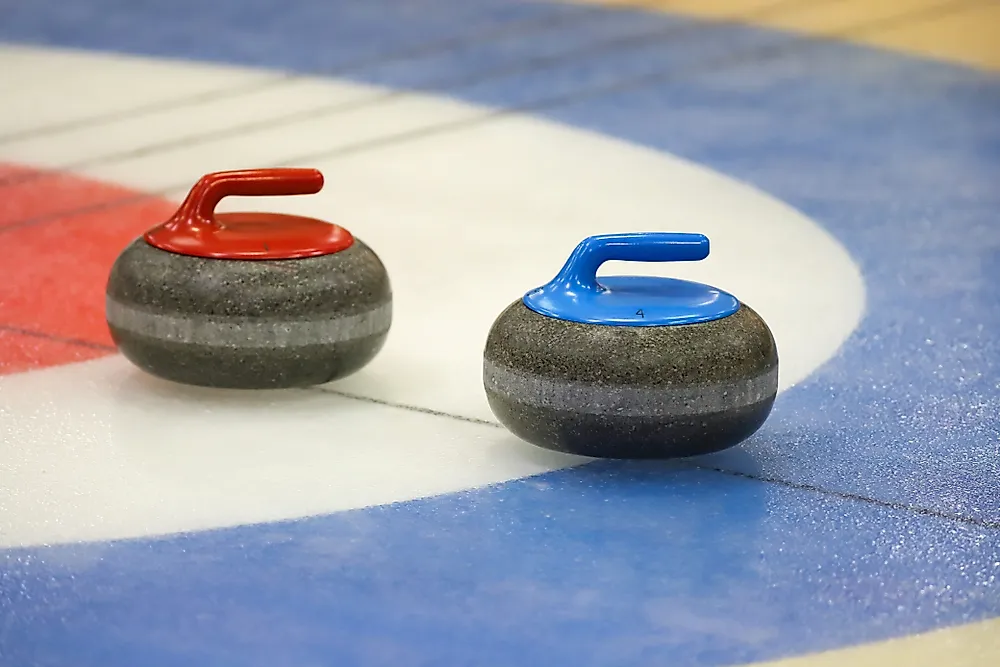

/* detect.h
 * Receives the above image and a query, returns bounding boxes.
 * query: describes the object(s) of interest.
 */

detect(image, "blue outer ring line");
[1,2,999,666]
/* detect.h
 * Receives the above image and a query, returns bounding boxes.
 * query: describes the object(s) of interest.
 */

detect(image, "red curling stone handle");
[172,168,325,228]
[144,167,352,260]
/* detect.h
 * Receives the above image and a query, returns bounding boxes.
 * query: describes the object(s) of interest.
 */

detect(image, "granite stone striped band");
[483,359,778,418]
[106,297,391,348]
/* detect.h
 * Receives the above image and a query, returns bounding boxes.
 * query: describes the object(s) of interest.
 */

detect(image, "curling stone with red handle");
[105,168,391,389]
[483,231,778,459]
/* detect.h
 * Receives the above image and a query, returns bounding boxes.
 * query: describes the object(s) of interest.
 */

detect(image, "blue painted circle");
[3,2,1000,667]
[522,231,740,326]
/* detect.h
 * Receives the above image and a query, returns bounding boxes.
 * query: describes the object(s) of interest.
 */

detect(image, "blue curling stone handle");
[522,232,740,327]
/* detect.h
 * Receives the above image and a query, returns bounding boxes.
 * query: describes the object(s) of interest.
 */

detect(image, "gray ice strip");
[483,359,777,417]
[106,296,391,348]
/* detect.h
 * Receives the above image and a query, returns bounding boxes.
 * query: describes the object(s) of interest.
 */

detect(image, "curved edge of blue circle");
[1,1,999,666]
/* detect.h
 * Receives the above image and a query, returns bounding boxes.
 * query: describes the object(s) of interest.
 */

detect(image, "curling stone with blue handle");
[483,232,778,459]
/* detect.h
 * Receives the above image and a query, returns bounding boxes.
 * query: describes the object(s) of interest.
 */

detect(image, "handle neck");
[550,232,709,293]
[170,168,325,229]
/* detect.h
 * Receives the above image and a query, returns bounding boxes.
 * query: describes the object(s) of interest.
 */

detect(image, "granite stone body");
[106,237,391,389]
[483,300,778,458]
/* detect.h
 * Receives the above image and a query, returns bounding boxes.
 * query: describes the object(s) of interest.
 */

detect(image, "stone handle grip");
[173,168,325,227]
[553,232,709,292]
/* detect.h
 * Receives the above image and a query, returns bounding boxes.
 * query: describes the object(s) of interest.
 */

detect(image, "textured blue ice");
[1,0,998,665]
